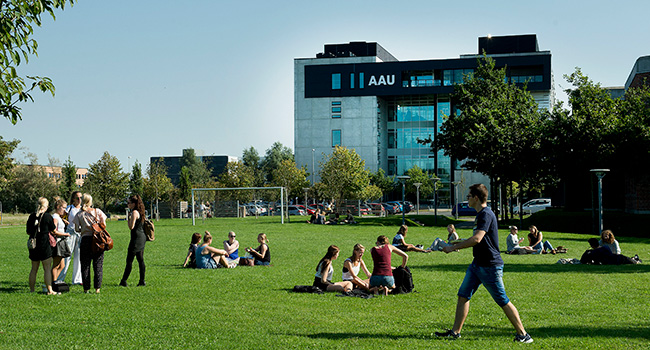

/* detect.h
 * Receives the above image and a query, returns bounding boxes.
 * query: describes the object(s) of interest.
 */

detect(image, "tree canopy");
[1,0,74,124]
[84,151,128,211]
[318,146,371,206]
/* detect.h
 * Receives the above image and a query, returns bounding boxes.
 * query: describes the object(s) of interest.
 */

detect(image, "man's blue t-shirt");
[472,206,503,266]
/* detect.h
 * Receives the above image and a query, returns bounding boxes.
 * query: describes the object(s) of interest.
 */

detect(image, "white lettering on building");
[368,75,395,86]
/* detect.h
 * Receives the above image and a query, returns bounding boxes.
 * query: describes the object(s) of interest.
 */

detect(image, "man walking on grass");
[435,184,533,343]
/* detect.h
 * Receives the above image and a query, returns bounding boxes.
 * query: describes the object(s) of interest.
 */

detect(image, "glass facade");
[332,129,341,147]
[331,73,341,90]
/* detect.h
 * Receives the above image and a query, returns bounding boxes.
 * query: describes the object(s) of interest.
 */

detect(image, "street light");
[396,176,410,226]
[590,169,609,236]
[413,183,422,215]
[311,149,315,185]
[452,181,461,220]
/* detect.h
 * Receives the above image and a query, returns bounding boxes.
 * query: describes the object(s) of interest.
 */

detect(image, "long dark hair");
[129,194,146,222]
[316,245,339,274]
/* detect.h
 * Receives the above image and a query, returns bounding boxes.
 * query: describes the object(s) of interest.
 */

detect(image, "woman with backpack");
[26,197,58,295]
[120,194,147,287]
[72,193,108,294]
[370,235,408,295]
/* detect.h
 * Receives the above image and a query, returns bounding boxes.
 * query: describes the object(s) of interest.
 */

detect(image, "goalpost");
[191,187,285,225]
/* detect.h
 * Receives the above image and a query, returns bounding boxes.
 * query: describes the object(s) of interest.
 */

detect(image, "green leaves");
[1,0,74,124]
[319,146,371,205]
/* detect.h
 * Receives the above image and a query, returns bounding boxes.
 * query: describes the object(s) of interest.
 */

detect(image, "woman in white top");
[599,229,621,255]
[342,244,372,291]
[56,191,83,284]
[51,198,71,281]
[72,193,107,294]
[313,245,352,292]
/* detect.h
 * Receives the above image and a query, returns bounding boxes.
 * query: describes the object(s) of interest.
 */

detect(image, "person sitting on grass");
[313,245,352,292]
[196,232,232,269]
[370,235,408,295]
[342,244,374,291]
[242,233,271,266]
[343,210,357,224]
[526,225,556,254]
[429,224,463,252]
[580,238,641,265]
[183,233,202,268]
[393,225,430,253]
[505,226,535,254]
[222,231,240,268]
[599,229,621,255]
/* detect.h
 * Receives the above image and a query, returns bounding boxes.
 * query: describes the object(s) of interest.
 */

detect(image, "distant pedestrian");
[120,194,147,287]
[435,184,533,343]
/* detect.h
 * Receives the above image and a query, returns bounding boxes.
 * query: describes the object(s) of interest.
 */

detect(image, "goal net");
[191,187,286,225]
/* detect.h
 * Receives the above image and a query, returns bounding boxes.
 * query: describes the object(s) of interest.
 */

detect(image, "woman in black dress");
[120,194,147,287]
[26,197,57,294]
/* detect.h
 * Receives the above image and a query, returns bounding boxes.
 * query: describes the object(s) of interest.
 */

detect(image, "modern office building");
[150,149,237,186]
[294,34,553,204]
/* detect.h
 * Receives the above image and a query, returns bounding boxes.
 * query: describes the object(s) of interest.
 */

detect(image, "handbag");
[55,237,72,258]
[89,210,113,253]
[27,213,42,250]
[48,232,57,248]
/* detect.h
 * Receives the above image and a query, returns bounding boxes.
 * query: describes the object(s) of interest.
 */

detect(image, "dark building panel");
[478,34,539,54]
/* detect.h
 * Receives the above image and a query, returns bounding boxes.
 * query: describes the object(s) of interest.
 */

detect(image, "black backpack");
[391,266,414,294]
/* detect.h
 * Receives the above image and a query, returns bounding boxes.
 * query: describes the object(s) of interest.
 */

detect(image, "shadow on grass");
[286,331,420,341]
[0,281,24,293]
[411,263,650,274]
[471,323,650,341]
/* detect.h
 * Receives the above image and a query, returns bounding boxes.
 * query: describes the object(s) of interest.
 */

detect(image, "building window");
[331,73,341,90]
[359,73,364,89]
[332,107,341,113]
[332,130,341,147]
[350,73,355,89]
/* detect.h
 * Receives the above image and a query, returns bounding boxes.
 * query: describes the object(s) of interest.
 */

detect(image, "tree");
[129,161,144,197]
[143,158,174,215]
[404,165,437,198]
[428,55,551,216]
[242,146,265,186]
[180,148,213,187]
[217,161,256,202]
[59,156,77,200]
[261,142,293,182]
[369,168,395,200]
[84,151,128,212]
[319,146,371,207]
[179,166,191,201]
[2,152,59,212]
[1,0,74,124]
[0,136,20,190]
[271,159,310,199]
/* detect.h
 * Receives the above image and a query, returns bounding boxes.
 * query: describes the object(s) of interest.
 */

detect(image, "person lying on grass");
[393,225,430,253]
[342,244,376,292]
[580,238,641,265]
[196,232,232,269]
[313,245,353,292]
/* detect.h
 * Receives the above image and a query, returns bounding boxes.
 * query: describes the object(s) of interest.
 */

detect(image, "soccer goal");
[190,187,286,225]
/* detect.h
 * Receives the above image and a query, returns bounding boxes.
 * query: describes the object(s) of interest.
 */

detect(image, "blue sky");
[4,0,650,171]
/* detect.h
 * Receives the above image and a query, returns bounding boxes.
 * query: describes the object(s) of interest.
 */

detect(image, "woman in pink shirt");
[370,235,408,295]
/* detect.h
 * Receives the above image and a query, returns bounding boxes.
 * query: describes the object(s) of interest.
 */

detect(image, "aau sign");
[368,75,395,86]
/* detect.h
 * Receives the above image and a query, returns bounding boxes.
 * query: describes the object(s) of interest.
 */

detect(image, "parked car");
[451,201,478,216]
[381,202,398,215]
[513,198,552,215]
[385,201,403,213]
[294,204,315,215]
[368,203,385,215]
[400,201,414,213]
[287,205,306,216]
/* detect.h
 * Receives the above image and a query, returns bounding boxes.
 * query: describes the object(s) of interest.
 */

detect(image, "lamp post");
[433,177,440,224]
[590,169,609,236]
[311,149,315,185]
[452,181,461,220]
[396,176,410,226]
[413,183,422,215]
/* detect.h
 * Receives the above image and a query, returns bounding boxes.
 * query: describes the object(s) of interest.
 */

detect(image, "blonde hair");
[54,198,67,211]
[35,197,49,216]
[203,232,212,243]
[81,193,94,211]
[350,243,365,262]
[258,233,269,244]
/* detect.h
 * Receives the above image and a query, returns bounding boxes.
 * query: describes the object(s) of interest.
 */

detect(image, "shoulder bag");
[27,213,42,250]
[90,210,113,253]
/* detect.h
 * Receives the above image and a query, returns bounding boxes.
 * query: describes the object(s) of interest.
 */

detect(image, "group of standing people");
[184,231,270,269]
[27,192,147,294]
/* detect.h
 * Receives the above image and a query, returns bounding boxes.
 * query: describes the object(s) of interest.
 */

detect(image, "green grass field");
[1,216,649,349]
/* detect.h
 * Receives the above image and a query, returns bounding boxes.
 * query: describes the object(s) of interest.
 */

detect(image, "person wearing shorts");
[435,184,533,343]
[369,235,408,295]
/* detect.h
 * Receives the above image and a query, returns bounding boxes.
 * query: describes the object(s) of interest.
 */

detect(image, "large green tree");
[59,156,77,200]
[369,168,395,200]
[318,146,371,207]
[3,152,59,212]
[271,159,310,199]
[261,142,293,183]
[404,165,437,198]
[242,146,265,186]
[84,151,128,211]
[129,161,144,197]
[1,0,74,124]
[0,136,19,190]
[217,161,256,202]
[143,158,174,214]
[180,148,213,187]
